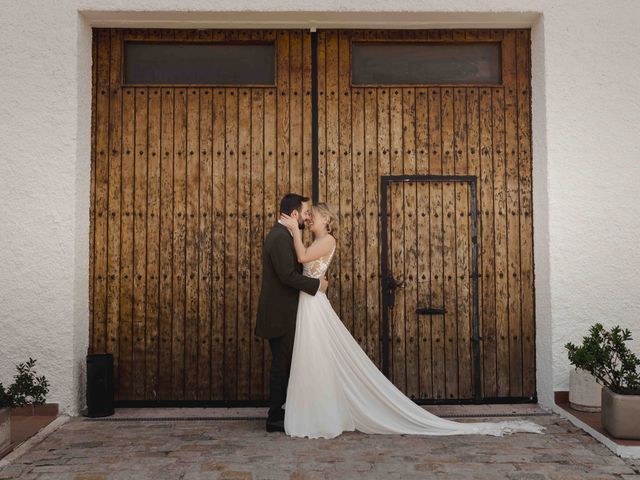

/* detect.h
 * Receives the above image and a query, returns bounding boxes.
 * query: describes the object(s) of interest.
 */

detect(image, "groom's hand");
[319,276,329,293]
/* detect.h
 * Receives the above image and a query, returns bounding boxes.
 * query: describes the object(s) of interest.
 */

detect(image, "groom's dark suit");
[255,222,320,422]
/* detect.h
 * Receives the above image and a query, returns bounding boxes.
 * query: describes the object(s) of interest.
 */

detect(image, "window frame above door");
[348,36,507,88]
[118,30,280,88]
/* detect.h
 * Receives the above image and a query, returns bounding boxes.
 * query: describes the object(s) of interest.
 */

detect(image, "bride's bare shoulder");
[311,234,336,255]
[320,234,336,249]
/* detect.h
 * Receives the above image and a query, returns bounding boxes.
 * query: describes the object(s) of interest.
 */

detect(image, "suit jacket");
[254,223,321,339]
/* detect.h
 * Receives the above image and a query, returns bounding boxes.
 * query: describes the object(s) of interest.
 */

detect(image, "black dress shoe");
[266,419,285,432]
[268,408,286,421]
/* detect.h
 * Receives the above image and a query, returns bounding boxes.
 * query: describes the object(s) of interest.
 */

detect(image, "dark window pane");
[352,42,502,85]
[124,42,275,85]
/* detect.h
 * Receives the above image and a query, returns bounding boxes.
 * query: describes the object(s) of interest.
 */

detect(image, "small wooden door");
[90,28,313,402]
[381,176,480,402]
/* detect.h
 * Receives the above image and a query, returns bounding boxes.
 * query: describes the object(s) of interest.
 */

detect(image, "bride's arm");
[291,228,335,263]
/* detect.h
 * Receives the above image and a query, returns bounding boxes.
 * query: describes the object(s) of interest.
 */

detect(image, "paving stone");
[0,413,637,479]
[0,464,27,479]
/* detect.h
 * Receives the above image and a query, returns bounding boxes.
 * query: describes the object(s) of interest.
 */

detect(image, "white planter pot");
[569,367,602,412]
[0,407,10,454]
[602,387,640,440]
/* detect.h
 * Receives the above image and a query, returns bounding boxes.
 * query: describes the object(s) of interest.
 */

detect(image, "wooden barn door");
[317,29,535,402]
[90,28,313,402]
[91,27,535,405]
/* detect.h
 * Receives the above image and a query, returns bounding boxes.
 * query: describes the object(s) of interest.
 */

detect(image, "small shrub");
[0,383,11,409]
[565,323,640,395]
[5,358,50,408]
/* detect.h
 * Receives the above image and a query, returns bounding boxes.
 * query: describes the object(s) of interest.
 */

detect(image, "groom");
[255,193,328,433]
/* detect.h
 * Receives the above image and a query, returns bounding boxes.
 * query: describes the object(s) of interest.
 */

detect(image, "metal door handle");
[386,276,405,290]
[416,307,447,315]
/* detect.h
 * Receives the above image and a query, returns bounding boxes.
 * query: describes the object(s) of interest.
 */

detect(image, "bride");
[278,202,545,440]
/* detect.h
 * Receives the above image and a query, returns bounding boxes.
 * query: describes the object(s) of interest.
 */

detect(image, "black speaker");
[86,353,114,417]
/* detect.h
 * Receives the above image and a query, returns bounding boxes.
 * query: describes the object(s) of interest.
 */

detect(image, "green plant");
[0,383,11,409]
[3,358,50,408]
[565,323,640,395]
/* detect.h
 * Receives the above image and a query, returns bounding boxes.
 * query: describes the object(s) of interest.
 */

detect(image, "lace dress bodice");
[302,247,336,279]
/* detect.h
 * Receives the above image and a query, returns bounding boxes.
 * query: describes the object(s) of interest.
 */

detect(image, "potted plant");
[568,367,602,412]
[7,358,50,415]
[0,358,50,453]
[0,383,11,454]
[565,323,640,439]
[565,333,603,412]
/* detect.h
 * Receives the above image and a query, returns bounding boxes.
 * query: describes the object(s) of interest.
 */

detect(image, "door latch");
[416,307,446,315]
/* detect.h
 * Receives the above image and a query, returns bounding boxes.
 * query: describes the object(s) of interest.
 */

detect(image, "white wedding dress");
[283,246,545,439]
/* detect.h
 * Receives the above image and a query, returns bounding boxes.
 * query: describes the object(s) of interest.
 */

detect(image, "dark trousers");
[267,327,295,421]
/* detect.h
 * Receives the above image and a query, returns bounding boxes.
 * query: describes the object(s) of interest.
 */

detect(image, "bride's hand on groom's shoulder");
[279,214,299,233]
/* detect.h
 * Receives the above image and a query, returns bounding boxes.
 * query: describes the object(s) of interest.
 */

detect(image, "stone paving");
[0,411,639,480]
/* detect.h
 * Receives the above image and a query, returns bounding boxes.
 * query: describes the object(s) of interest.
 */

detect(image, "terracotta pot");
[601,386,640,439]
[0,407,10,454]
[10,403,58,416]
[568,367,602,412]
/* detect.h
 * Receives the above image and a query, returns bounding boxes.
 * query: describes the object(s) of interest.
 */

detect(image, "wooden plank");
[172,88,187,400]
[198,88,213,400]
[184,88,200,400]
[132,87,148,400]
[325,31,341,311]
[118,86,135,401]
[263,87,277,397]
[492,86,509,397]
[504,35,524,398]
[364,86,380,366]
[453,86,473,398]
[93,29,109,357]
[352,86,367,352]
[302,32,313,200]
[466,86,482,397]
[338,31,354,334]
[403,88,419,399]
[276,31,290,199]
[289,30,310,248]
[416,88,432,398]
[376,87,390,371]
[234,44,252,406]
[389,86,405,391]
[441,87,459,400]
[145,87,162,400]
[479,85,497,398]
[317,31,327,201]
[289,30,303,194]
[250,89,265,399]
[89,30,98,356]
[428,87,445,399]
[224,88,239,400]
[301,32,313,249]
[159,88,175,400]
[415,88,430,175]
[517,29,536,397]
[237,87,252,400]
[107,29,122,393]
[211,88,226,400]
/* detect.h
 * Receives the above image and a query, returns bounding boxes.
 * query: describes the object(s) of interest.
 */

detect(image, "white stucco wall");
[1,1,639,416]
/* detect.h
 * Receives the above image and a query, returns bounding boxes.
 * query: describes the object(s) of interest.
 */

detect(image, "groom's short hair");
[280,193,310,216]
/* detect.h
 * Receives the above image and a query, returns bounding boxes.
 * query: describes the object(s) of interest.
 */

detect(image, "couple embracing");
[254,193,545,440]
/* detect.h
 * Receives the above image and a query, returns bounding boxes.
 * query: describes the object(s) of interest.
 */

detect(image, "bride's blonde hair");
[312,202,338,237]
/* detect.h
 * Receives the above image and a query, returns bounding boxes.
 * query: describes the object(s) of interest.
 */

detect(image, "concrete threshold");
[84,403,552,421]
